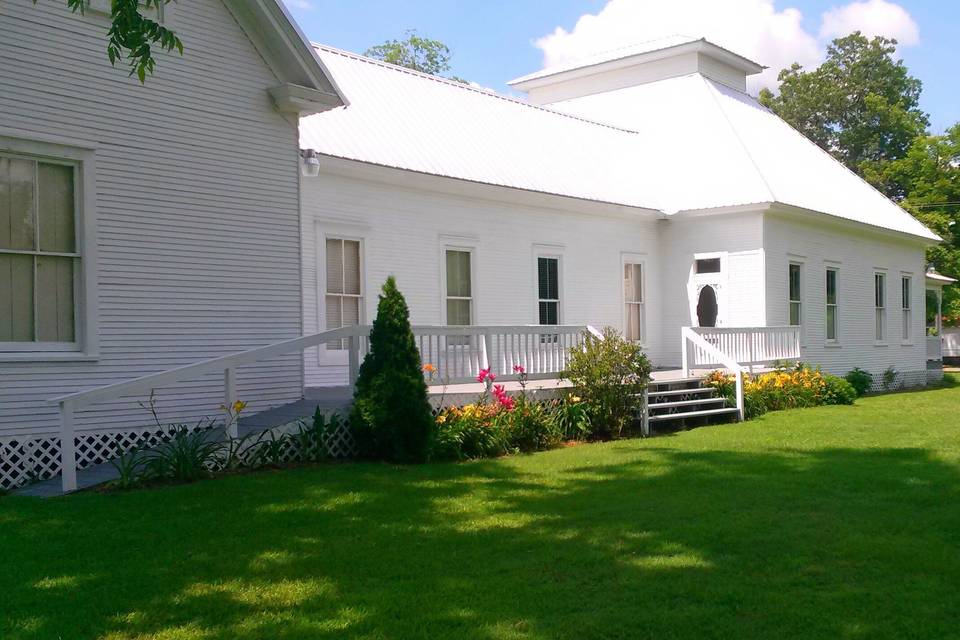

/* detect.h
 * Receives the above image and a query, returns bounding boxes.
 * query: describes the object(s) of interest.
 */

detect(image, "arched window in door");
[697,285,718,327]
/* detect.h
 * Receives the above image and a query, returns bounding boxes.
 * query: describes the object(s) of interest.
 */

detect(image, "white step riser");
[649,398,726,411]
[648,407,739,423]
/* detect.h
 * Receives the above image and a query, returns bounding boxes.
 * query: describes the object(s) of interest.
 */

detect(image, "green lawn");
[3,378,960,640]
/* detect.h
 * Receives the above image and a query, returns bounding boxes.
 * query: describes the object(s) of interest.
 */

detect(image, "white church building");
[0,6,950,492]
[298,36,942,387]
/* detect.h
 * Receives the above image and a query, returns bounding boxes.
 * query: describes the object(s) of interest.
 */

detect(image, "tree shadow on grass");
[2,443,960,639]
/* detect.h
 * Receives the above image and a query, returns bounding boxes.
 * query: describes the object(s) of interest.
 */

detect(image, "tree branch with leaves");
[40,0,183,82]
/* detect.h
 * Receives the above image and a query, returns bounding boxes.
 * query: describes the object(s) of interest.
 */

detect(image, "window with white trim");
[875,272,886,342]
[624,262,644,341]
[901,276,911,341]
[788,263,802,326]
[825,267,838,342]
[445,249,472,326]
[537,256,559,325]
[1,152,79,349]
[325,238,362,350]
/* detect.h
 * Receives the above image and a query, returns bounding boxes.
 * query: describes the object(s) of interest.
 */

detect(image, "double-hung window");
[1,153,79,350]
[537,256,560,326]
[788,263,802,326]
[875,272,886,342]
[624,262,644,342]
[325,238,362,350]
[901,276,911,341]
[445,249,472,326]
[825,267,838,342]
[445,249,472,346]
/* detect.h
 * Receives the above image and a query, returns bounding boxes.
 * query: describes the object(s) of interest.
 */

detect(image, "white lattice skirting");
[866,368,942,394]
[0,420,358,491]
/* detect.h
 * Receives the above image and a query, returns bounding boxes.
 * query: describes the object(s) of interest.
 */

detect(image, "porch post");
[347,333,360,386]
[59,400,77,493]
[938,289,943,336]
[681,329,689,377]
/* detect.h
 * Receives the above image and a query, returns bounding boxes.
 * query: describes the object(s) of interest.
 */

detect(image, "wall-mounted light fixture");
[300,149,321,178]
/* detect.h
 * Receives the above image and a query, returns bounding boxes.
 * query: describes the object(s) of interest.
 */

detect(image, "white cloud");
[532,0,919,94]
[283,0,314,11]
[820,0,919,46]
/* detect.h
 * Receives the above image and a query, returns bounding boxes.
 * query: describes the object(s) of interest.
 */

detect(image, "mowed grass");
[3,378,960,640]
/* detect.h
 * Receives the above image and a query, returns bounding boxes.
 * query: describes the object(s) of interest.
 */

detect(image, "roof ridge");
[311,42,639,135]
[700,76,777,204]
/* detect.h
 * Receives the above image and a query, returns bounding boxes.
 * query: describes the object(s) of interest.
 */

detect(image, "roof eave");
[223,0,347,112]
[769,202,942,244]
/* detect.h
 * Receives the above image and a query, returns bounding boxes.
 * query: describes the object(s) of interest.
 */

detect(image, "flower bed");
[705,363,857,419]
[431,366,591,461]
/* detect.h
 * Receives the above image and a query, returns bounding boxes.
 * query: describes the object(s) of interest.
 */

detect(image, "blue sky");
[286,1,958,132]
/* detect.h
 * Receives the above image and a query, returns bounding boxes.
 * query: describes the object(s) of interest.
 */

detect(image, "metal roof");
[300,43,940,242]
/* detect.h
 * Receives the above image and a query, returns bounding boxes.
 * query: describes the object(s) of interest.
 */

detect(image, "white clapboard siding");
[763,213,928,376]
[300,164,665,387]
[0,0,304,437]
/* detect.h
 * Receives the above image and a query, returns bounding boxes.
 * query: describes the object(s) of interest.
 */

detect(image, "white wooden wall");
[658,212,767,366]
[301,164,665,387]
[0,0,304,437]
[763,212,928,376]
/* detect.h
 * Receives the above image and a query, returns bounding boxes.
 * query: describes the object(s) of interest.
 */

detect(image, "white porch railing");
[48,323,599,493]
[687,326,801,371]
[679,326,801,422]
[926,335,942,361]
[681,327,744,421]
[409,325,601,385]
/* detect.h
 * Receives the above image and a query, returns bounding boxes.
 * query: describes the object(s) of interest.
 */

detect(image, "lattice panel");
[75,425,209,470]
[2,418,356,491]
[866,369,930,394]
[0,436,61,490]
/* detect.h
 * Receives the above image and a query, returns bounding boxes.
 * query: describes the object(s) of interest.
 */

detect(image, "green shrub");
[431,403,508,461]
[845,367,873,396]
[551,394,592,441]
[146,427,221,483]
[350,277,434,463]
[495,396,561,453]
[822,375,858,405]
[562,327,651,439]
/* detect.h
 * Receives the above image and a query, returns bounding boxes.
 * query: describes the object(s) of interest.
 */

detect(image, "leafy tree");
[40,0,183,82]
[365,30,468,83]
[350,277,434,463]
[878,125,960,315]
[760,33,928,195]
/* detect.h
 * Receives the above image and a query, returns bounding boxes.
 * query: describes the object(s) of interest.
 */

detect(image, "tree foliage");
[350,277,434,463]
[43,0,183,82]
[761,31,959,314]
[365,30,468,83]
[760,33,928,194]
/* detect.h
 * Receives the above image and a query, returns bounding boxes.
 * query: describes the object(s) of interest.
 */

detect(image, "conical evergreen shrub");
[350,276,434,462]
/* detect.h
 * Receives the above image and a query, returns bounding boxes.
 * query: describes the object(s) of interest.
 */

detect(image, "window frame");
[322,236,364,351]
[788,261,803,328]
[532,244,564,327]
[901,274,912,344]
[441,245,476,327]
[0,132,98,361]
[874,271,887,344]
[622,255,646,344]
[315,222,367,364]
[825,265,839,345]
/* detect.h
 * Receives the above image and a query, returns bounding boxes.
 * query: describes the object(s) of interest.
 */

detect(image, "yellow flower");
[436,415,447,425]
[233,400,247,414]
